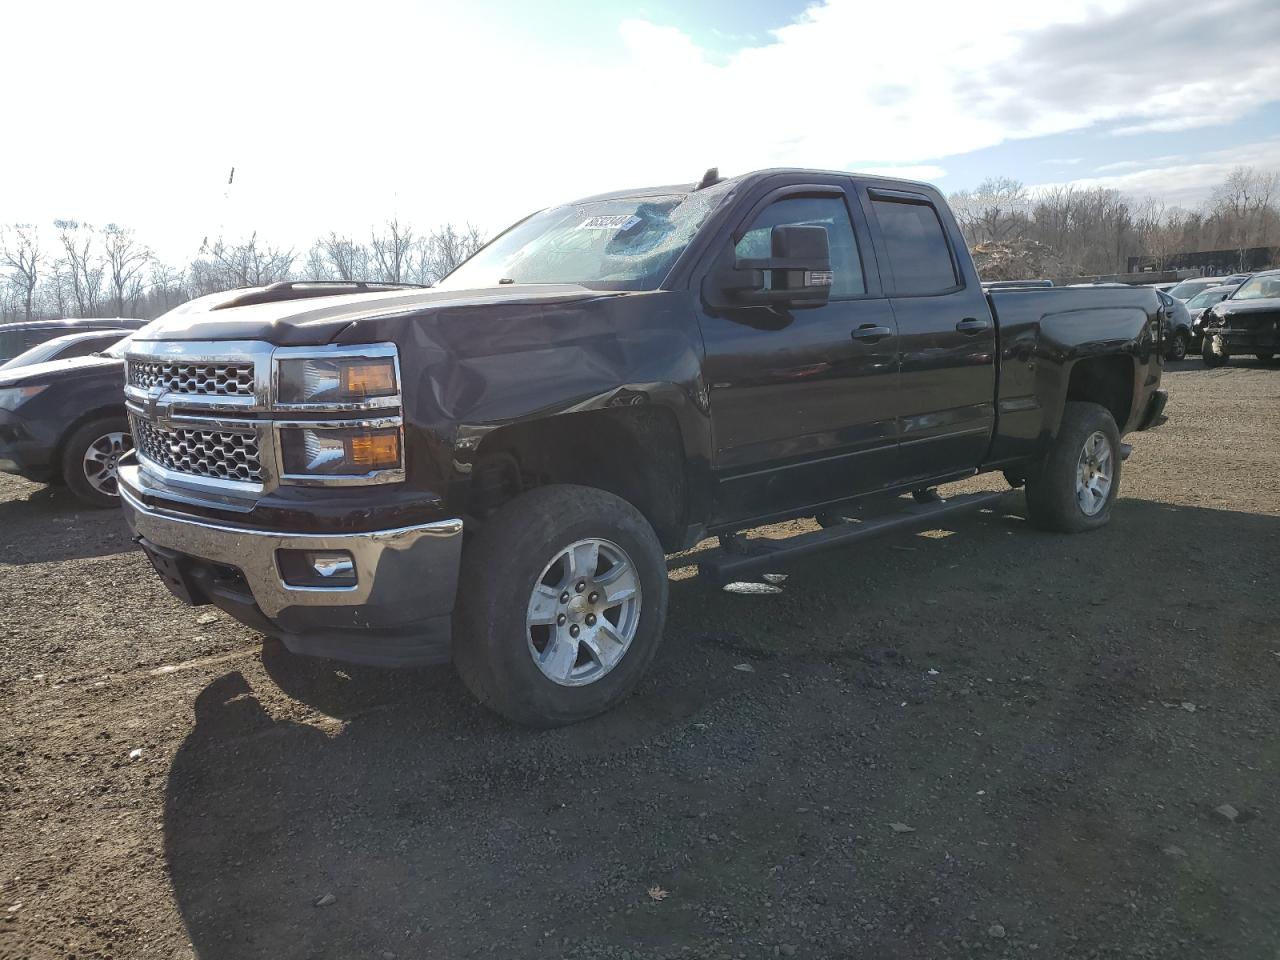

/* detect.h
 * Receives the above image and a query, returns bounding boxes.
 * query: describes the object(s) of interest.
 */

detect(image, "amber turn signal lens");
[349,432,400,469]
[342,362,396,396]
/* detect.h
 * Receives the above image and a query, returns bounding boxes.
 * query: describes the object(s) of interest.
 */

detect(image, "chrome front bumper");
[118,462,464,666]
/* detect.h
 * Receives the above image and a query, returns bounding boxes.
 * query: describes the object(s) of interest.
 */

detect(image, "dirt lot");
[1,359,1278,960]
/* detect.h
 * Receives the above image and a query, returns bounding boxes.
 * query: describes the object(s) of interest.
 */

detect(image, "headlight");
[0,385,47,411]
[279,425,402,478]
[276,355,398,405]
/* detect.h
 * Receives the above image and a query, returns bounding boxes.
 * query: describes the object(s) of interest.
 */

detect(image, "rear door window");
[870,197,959,295]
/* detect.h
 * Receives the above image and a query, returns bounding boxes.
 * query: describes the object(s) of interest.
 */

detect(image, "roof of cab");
[570,167,939,206]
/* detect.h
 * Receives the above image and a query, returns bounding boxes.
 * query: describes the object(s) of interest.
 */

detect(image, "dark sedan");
[0,318,144,364]
[0,330,133,371]
[1201,270,1280,367]
[0,336,132,507]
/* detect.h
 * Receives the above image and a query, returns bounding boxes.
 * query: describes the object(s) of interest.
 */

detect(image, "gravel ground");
[1,359,1278,960]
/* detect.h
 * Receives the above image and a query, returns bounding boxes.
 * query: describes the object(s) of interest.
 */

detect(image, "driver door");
[696,181,900,526]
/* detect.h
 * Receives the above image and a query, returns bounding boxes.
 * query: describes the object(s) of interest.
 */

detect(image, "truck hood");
[0,353,121,389]
[135,284,626,346]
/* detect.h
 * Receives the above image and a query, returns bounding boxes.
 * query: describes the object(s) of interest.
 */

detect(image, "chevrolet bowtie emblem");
[143,386,165,419]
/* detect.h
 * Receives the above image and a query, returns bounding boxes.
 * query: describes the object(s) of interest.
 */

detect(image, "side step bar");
[697,490,1010,584]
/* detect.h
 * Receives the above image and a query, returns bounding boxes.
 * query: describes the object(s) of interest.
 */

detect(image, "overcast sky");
[3,0,1278,262]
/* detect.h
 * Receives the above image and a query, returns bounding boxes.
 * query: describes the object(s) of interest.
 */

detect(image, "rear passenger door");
[862,186,997,483]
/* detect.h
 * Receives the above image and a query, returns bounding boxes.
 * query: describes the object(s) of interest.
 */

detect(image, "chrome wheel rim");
[83,431,131,497]
[1075,430,1113,517]
[526,538,642,687]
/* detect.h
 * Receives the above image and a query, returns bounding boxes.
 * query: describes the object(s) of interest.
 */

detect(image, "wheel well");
[52,405,129,479]
[1066,357,1133,431]
[467,407,688,552]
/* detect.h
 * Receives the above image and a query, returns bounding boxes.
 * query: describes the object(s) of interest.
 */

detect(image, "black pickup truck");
[118,168,1167,726]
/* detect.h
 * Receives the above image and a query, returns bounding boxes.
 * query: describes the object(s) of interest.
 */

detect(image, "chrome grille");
[130,415,264,483]
[128,359,254,397]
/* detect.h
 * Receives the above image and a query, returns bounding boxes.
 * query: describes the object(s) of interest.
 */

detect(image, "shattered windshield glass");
[436,181,734,292]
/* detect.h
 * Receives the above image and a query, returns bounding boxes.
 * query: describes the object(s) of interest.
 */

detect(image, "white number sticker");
[578,214,641,231]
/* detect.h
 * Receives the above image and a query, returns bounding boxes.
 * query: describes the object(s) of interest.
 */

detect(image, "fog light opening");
[278,549,357,588]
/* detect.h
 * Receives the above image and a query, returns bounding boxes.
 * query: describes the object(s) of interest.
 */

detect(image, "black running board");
[697,490,1010,584]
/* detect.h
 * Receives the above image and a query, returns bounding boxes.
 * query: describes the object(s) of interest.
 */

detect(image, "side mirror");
[716,224,833,308]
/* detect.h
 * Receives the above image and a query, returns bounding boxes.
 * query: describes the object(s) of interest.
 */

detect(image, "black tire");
[1024,401,1121,534]
[453,484,669,727]
[1202,336,1228,367]
[1167,332,1189,361]
[60,416,131,509]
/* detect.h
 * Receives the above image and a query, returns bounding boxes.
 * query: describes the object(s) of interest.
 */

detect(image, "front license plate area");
[141,541,204,606]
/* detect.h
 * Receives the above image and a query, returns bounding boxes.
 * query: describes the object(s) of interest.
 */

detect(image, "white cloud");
[1042,158,1083,166]
[0,0,1277,261]
[1034,139,1280,207]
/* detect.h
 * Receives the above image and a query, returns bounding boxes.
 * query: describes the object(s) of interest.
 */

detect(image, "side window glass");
[735,195,866,298]
[871,197,958,295]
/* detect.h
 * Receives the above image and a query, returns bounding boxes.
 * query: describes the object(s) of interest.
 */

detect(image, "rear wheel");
[453,484,669,727]
[61,416,131,508]
[1024,401,1121,533]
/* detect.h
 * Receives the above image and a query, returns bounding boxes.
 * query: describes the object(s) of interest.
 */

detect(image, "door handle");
[956,317,990,334]
[851,324,892,342]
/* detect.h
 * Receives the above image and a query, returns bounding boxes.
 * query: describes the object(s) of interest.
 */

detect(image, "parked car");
[1166,276,1243,302]
[0,334,133,507]
[1156,290,1194,360]
[1183,284,1237,350]
[0,318,145,364]
[0,330,133,371]
[1201,269,1280,366]
[117,168,1167,726]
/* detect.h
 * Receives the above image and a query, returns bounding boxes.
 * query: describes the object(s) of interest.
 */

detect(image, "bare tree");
[417,223,486,283]
[308,233,369,281]
[0,225,42,321]
[950,177,1030,244]
[147,260,187,315]
[53,220,104,317]
[1210,166,1280,269]
[371,219,415,283]
[189,234,296,295]
[102,224,151,316]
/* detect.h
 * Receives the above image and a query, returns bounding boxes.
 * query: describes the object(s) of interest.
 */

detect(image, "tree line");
[0,220,487,323]
[5,164,1280,320]
[948,165,1280,279]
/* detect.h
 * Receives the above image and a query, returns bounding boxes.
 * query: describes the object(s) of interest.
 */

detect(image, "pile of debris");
[970,239,1070,281]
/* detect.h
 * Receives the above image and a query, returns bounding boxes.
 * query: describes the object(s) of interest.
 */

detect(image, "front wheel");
[1202,335,1228,367]
[1024,402,1121,533]
[1167,331,1189,361]
[453,484,669,727]
[61,416,132,508]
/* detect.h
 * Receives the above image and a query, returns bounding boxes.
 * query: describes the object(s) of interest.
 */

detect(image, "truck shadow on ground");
[0,481,135,565]
[163,497,1280,959]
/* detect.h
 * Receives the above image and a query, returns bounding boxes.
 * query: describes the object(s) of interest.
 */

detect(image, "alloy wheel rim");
[1075,430,1113,517]
[526,538,642,687]
[83,431,131,496]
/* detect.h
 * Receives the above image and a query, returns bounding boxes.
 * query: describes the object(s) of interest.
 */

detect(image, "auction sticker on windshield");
[578,214,641,231]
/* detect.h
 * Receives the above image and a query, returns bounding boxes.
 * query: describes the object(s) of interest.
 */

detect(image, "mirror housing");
[717,224,833,308]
